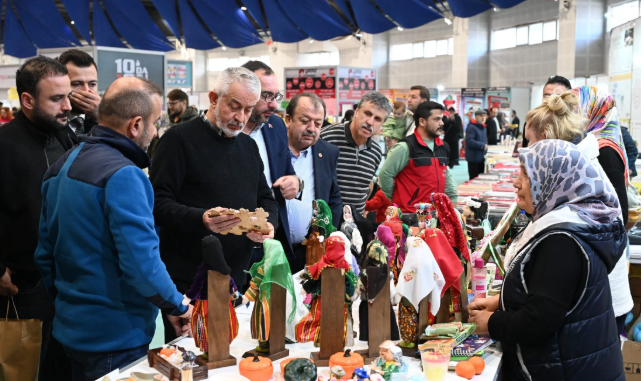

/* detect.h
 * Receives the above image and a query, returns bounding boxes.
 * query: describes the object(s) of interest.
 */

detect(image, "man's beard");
[248,107,272,127]
[136,124,152,151]
[33,104,69,132]
[214,103,244,137]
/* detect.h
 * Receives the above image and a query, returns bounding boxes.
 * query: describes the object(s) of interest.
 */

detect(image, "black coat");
[621,127,638,177]
[0,111,78,282]
[486,116,499,145]
[443,114,463,166]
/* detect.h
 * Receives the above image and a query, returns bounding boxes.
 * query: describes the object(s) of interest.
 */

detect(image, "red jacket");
[365,189,392,223]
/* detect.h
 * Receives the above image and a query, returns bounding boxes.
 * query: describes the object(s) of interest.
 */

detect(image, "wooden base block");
[353,349,379,364]
[204,354,237,369]
[242,348,290,361]
[399,346,420,359]
[310,351,331,367]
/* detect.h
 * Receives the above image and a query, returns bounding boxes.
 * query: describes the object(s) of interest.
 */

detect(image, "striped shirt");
[320,122,382,214]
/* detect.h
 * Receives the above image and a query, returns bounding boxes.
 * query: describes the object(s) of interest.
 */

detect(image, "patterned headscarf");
[430,193,470,262]
[312,199,336,238]
[518,139,621,224]
[360,240,389,302]
[248,239,297,322]
[307,235,350,280]
[570,86,628,178]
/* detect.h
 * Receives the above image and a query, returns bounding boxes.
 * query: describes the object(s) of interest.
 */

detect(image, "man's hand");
[0,268,19,296]
[247,222,274,243]
[468,308,493,335]
[484,145,488,151]
[273,176,300,200]
[167,304,194,337]
[70,90,101,121]
[203,208,241,234]
[467,295,499,315]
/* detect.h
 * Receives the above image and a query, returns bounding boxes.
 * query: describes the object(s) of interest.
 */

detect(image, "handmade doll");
[330,365,346,380]
[430,193,471,262]
[342,204,374,258]
[340,205,364,258]
[395,237,445,348]
[304,199,336,265]
[382,206,408,273]
[241,239,297,352]
[185,236,239,355]
[330,231,360,276]
[461,197,491,232]
[295,236,358,346]
[370,341,408,381]
[358,239,400,341]
[410,203,431,238]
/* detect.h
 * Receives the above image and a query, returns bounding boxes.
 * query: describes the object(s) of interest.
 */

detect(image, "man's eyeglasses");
[167,101,181,106]
[261,92,283,103]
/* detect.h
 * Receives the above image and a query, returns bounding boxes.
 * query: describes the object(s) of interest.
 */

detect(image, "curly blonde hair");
[525,92,586,143]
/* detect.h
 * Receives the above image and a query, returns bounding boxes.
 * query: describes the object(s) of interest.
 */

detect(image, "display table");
[104,301,502,380]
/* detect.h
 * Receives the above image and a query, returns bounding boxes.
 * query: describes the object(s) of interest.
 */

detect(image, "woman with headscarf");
[295,235,358,345]
[468,140,626,381]
[522,88,633,335]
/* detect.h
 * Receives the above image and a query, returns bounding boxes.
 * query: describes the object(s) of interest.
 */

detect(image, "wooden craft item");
[205,270,237,369]
[355,274,392,362]
[242,283,290,361]
[460,267,470,323]
[400,295,429,359]
[311,268,345,366]
[147,346,208,381]
[207,208,270,235]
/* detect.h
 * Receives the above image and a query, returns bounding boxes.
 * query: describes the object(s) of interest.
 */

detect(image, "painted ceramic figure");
[352,368,370,381]
[395,237,445,348]
[305,199,336,265]
[185,236,239,355]
[341,205,363,258]
[330,365,346,380]
[370,341,408,381]
[295,236,358,346]
[241,239,296,352]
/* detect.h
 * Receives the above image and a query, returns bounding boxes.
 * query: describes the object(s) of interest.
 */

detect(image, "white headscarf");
[395,237,445,315]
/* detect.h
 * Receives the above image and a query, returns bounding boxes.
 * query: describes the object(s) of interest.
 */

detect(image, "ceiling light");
[241,6,247,10]
[222,46,227,50]
[397,26,403,31]
[605,12,610,17]
[71,20,75,24]
[493,7,498,11]
[355,33,362,38]
[437,84,445,91]
[444,18,452,25]
[309,39,314,43]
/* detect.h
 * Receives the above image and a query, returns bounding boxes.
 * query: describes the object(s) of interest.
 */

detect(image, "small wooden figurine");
[206,207,270,235]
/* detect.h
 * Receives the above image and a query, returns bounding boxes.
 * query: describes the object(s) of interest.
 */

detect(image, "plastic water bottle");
[515,210,529,227]
[472,257,487,299]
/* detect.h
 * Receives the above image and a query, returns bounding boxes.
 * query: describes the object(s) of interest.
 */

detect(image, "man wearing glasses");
[240,61,303,266]
[167,89,199,126]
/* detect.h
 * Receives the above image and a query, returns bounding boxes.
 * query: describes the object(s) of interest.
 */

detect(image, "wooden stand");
[460,266,470,323]
[355,278,391,363]
[242,283,290,361]
[399,295,429,359]
[311,268,345,366]
[204,270,237,369]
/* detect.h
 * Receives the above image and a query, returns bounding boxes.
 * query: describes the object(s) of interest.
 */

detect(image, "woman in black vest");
[468,139,626,381]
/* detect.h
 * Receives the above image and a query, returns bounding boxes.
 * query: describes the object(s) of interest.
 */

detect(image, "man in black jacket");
[486,106,501,145]
[58,49,100,136]
[150,67,279,342]
[0,56,76,379]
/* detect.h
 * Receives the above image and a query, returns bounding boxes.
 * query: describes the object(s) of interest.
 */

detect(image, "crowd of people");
[0,47,637,381]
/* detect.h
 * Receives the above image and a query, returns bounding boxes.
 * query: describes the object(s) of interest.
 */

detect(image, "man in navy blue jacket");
[35,77,191,380]
[241,61,303,261]
[283,93,342,272]
[465,110,489,180]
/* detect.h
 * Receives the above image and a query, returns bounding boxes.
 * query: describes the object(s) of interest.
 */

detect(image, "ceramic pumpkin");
[283,358,317,381]
[328,349,364,380]
[280,357,314,376]
[239,355,273,381]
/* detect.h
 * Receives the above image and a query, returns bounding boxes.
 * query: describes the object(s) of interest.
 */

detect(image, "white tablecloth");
[107,301,501,380]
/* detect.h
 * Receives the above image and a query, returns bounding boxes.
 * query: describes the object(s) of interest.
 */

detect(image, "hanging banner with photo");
[487,87,512,121]
[461,88,486,118]
[167,60,192,87]
[96,50,165,92]
[438,90,462,114]
[285,67,336,99]
[337,67,377,100]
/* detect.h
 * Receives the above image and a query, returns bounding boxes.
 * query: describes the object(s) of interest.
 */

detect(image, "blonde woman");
[522,87,633,336]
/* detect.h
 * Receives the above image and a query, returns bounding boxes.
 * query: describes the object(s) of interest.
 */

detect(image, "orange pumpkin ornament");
[239,355,274,381]
[329,350,364,380]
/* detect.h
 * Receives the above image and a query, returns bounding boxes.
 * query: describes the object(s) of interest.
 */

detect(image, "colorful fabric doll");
[340,205,363,258]
[304,199,336,265]
[382,206,409,268]
[330,231,361,276]
[395,237,445,348]
[358,240,400,341]
[411,203,432,238]
[370,340,408,381]
[241,239,297,352]
[462,197,491,234]
[430,193,471,262]
[185,236,239,354]
[295,236,358,346]
[343,204,374,259]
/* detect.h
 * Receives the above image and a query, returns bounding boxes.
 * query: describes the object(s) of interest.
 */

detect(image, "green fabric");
[312,199,336,238]
[247,239,297,322]
[381,116,407,140]
[379,140,457,203]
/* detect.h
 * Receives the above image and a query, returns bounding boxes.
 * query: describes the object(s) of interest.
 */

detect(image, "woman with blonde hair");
[522,86,633,336]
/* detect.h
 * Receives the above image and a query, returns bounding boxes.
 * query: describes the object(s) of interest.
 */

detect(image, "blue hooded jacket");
[34,126,187,352]
[465,120,488,163]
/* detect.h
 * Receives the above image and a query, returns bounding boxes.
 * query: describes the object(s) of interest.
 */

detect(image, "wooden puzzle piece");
[207,208,270,235]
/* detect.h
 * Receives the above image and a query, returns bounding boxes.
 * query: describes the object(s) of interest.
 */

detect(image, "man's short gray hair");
[357,91,393,118]
[213,67,261,99]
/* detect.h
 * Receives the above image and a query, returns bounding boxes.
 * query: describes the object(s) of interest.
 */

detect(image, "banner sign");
[338,67,376,100]
[97,50,165,92]
[285,67,336,99]
[167,60,192,87]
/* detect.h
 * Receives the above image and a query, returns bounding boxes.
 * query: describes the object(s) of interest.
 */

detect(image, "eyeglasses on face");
[261,92,283,103]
